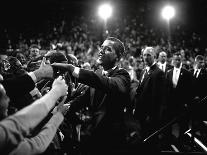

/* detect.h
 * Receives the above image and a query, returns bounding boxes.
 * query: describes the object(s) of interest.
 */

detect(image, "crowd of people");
[1,3,207,155]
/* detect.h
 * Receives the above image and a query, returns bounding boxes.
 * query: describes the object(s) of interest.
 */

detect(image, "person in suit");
[157,51,173,75]
[165,52,193,140]
[52,37,131,154]
[190,55,207,101]
[134,47,166,140]
[189,55,207,135]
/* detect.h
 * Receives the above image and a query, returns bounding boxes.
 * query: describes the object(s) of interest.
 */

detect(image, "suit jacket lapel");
[168,69,173,82]
[90,87,96,107]
[176,68,183,86]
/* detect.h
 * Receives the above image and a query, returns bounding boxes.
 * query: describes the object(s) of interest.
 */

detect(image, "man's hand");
[51,63,75,73]
[51,76,68,97]
[45,50,57,58]
[52,96,70,115]
[33,57,54,81]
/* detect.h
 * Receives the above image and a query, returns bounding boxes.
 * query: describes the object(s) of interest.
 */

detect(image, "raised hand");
[52,96,70,115]
[33,57,54,81]
[52,76,68,97]
[51,63,75,73]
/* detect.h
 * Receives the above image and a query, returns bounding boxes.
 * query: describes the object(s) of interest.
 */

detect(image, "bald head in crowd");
[158,51,167,64]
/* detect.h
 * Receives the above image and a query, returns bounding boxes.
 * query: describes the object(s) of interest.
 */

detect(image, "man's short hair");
[173,52,181,57]
[29,44,40,50]
[48,52,68,64]
[106,37,125,60]
[195,55,204,61]
[143,46,156,57]
[67,54,78,66]
[159,51,167,56]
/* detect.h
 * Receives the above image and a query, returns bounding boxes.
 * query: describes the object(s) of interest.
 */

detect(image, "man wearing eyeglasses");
[52,37,131,154]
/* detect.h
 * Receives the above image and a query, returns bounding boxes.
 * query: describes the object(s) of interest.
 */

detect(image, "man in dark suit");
[52,37,131,154]
[190,55,207,102]
[165,52,193,140]
[134,47,166,140]
[189,55,207,135]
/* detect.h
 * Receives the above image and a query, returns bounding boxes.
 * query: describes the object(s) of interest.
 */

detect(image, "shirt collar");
[146,62,156,72]
[103,66,117,76]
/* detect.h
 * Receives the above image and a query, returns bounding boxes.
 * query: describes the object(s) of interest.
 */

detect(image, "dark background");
[0,0,207,40]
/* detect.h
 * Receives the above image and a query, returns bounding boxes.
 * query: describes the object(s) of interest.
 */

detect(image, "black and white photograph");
[1,0,207,154]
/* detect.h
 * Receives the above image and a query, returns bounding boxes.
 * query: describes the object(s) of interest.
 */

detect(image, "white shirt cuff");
[72,67,80,78]
[28,72,37,83]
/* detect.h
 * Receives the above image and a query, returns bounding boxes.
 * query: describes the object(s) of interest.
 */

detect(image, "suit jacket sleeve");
[77,68,130,94]
[1,74,35,100]
[8,112,64,155]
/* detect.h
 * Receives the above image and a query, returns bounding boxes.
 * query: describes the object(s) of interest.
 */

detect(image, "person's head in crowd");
[8,56,22,69]
[67,54,78,66]
[194,55,205,69]
[172,52,182,69]
[44,51,68,80]
[46,51,68,64]
[0,84,9,120]
[128,56,135,67]
[158,51,167,64]
[97,37,125,70]
[6,56,26,76]
[122,60,131,70]
[142,46,156,67]
[16,52,27,65]
[0,54,8,62]
[0,74,3,81]
[82,62,91,70]
[29,44,40,59]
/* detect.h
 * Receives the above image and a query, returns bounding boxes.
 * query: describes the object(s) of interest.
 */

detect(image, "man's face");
[159,52,167,64]
[17,53,26,64]
[98,40,117,69]
[196,59,205,69]
[143,48,155,67]
[30,48,40,58]
[173,55,182,68]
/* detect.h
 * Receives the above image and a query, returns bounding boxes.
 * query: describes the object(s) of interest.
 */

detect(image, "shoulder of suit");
[118,67,129,73]
[167,68,173,73]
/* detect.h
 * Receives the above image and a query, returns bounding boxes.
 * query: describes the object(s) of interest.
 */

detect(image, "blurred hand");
[52,76,68,97]
[52,96,70,115]
[33,57,54,81]
[40,86,50,95]
[45,50,56,58]
[51,63,75,73]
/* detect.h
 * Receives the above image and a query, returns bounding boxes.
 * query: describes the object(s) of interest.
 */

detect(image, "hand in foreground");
[33,57,54,81]
[44,50,57,58]
[52,76,68,97]
[52,96,70,115]
[51,63,75,73]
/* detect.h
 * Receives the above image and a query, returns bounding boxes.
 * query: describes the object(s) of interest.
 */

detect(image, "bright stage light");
[98,4,112,20]
[161,5,175,21]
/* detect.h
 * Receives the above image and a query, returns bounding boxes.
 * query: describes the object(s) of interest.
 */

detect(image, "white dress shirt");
[194,69,201,78]
[158,62,166,72]
[172,67,181,88]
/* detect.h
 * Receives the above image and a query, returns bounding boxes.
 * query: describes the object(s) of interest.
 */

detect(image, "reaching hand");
[51,63,75,73]
[52,76,68,97]
[33,57,54,81]
[45,50,56,58]
[52,96,70,115]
